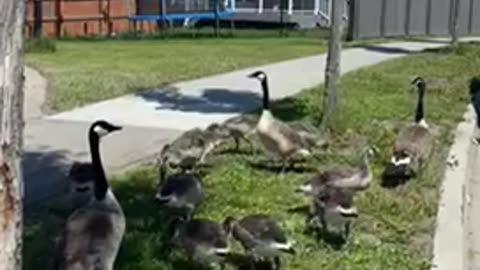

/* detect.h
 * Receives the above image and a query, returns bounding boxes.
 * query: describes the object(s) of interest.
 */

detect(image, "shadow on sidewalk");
[136,87,261,114]
[23,148,72,207]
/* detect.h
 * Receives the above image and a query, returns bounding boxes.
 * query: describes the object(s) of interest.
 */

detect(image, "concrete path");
[23,68,183,205]
[465,117,480,269]
[48,41,447,131]
[23,39,472,206]
[431,106,475,270]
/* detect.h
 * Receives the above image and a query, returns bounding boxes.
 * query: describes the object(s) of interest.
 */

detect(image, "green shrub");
[25,37,57,53]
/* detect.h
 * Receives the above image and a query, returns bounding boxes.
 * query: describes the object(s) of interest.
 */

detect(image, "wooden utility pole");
[0,0,25,270]
[450,0,461,46]
[321,0,344,129]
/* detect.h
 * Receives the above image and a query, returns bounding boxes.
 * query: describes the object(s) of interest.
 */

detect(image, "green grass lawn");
[24,44,480,270]
[25,34,326,112]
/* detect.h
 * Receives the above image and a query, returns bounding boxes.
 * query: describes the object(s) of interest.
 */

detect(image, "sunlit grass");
[24,44,480,270]
[25,35,326,112]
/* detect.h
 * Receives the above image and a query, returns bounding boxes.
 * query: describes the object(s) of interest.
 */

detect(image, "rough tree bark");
[450,0,461,46]
[321,0,344,129]
[0,0,25,270]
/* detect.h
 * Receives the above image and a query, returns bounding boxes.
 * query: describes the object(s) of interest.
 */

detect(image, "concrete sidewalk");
[48,41,447,131]
[23,40,464,206]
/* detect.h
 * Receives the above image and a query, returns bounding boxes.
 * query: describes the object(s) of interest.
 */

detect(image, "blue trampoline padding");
[128,11,233,22]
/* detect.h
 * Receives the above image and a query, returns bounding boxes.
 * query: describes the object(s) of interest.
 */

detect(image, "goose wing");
[181,219,228,248]
[239,215,287,244]
[312,167,359,188]
[316,187,355,209]
[394,125,432,158]
[288,122,326,148]
[54,209,115,270]
[273,119,305,148]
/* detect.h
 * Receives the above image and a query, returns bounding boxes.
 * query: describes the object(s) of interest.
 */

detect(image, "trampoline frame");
[128,0,234,23]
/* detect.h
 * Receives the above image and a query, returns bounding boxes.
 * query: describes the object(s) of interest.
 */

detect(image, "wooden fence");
[24,0,154,37]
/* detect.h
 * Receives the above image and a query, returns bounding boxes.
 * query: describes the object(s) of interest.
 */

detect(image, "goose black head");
[411,76,426,90]
[89,120,122,139]
[247,70,267,81]
[248,70,270,110]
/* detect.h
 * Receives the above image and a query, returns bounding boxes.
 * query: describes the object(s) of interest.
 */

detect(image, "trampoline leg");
[230,18,235,35]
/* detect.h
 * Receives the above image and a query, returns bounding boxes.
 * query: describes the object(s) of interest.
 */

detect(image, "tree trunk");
[0,1,25,270]
[321,0,344,129]
[451,0,460,46]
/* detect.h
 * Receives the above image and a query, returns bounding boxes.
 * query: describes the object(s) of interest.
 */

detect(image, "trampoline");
[128,0,234,25]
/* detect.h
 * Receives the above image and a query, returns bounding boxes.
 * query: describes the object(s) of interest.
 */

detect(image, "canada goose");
[470,77,480,144]
[382,77,433,186]
[296,147,374,196]
[223,214,295,270]
[172,218,230,269]
[307,186,358,239]
[155,144,203,219]
[206,114,258,153]
[53,120,125,270]
[248,71,313,173]
[162,127,221,171]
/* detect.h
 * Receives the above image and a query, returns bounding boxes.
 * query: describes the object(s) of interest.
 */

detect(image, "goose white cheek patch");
[296,149,311,157]
[257,73,266,80]
[391,156,412,166]
[299,183,313,193]
[418,119,429,128]
[336,205,358,216]
[270,241,294,250]
[93,126,109,137]
[213,247,230,255]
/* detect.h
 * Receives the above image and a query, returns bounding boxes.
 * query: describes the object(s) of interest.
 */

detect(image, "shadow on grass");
[226,253,276,270]
[24,170,200,270]
[304,226,348,251]
[247,159,317,174]
[23,149,72,207]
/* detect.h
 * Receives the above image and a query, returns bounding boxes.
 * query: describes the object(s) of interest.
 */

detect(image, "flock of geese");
[54,71,436,270]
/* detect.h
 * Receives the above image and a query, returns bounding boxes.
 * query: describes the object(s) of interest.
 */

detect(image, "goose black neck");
[89,132,108,200]
[414,85,425,123]
[260,77,270,110]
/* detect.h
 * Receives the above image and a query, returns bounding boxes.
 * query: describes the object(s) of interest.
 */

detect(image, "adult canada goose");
[155,144,203,218]
[248,70,314,173]
[206,114,258,153]
[223,214,295,270]
[307,187,358,239]
[53,120,125,270]
[296,147,374,196]
[172,218,230,269]
[470,77,480,144]
[382,77,433,186]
